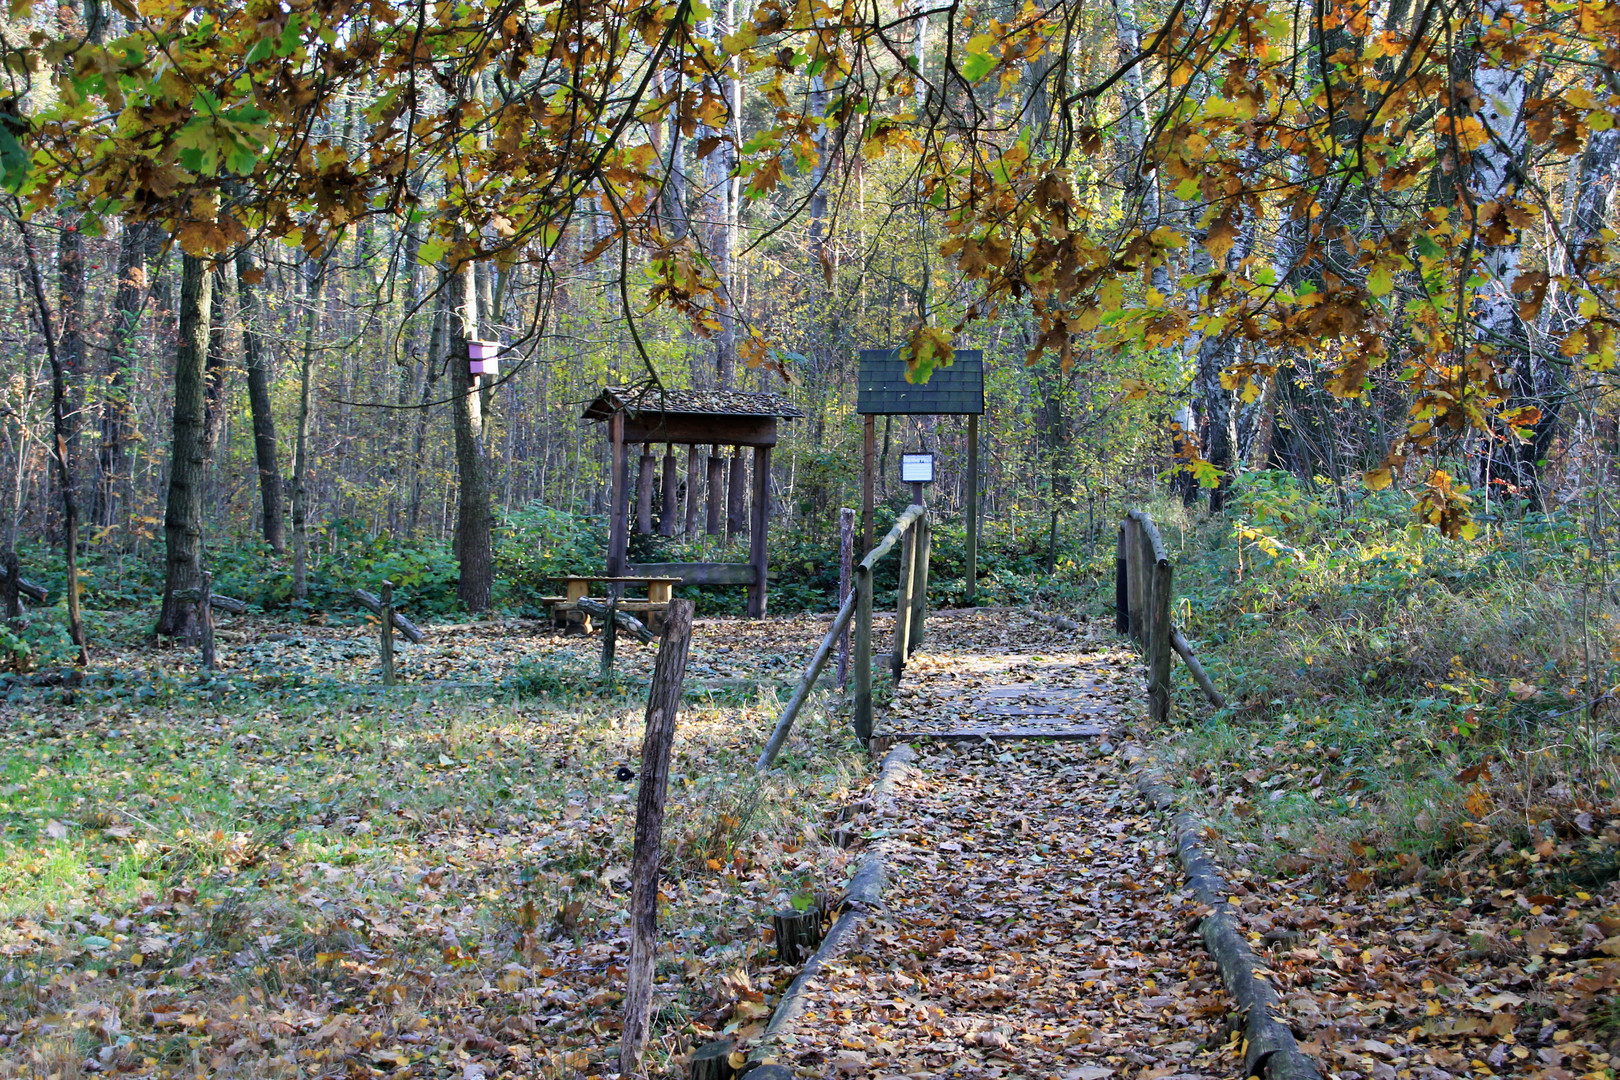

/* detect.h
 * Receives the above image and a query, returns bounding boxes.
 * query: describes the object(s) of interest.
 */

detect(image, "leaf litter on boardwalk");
[774,741,1236,1078]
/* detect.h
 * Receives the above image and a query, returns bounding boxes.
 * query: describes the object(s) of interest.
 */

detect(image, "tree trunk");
[702,14,737,387]
[407,287,449,537]
[236,248,285,551]
[1468,0,1533,501]
[157,255,211,641]
[291,261,324,601]
[96,220,155,530]
[203,264,230,466]
[449,260,494,611]
[17,217,87,663]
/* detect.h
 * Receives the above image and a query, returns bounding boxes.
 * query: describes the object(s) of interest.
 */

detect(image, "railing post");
[1125,515,1143,644]
[1114,526,1128,634]
[854,565,873,742]
[908,511,930,656]
[1149,548,1173,724]
[380,578,396,686]
[891,520,916,683]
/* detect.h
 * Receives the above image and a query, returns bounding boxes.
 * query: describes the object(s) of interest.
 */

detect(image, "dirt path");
[768,613,1244,1078]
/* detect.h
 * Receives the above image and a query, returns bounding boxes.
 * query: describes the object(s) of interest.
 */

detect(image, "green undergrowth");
[1126,472,1620,890]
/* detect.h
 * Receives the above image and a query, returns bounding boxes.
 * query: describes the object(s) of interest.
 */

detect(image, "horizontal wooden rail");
[355,589,424,644]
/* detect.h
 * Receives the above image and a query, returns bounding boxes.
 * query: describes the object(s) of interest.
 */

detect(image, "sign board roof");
[857,349,984,415]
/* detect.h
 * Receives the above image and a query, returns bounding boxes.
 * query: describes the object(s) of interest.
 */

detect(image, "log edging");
[1125,744,1324,1080]
[747,744,916,1068]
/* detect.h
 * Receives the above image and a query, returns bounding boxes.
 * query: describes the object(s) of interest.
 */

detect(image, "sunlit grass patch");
[0,617,870,1077]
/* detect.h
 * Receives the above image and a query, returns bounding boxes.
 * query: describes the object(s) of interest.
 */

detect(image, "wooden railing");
[1117,509,1224,723]
[757,503,930,770]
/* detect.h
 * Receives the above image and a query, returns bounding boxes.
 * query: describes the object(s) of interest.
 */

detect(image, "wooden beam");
[628,561,756,586]
[622,414,777,447]
[747,445,771,617]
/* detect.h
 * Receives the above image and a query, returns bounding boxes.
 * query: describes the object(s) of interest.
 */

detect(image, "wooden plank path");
[876,609,1138,743]
[757,612,1240,1076]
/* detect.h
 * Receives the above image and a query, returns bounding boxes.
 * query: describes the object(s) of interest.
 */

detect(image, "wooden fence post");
[1145,520,1174,725]
[619,599,695,1078]
[853,564,873,742]
[380,579,396,686]
[1125,516,1143,645]
[1115,527,1129,634]
[199,571,215,672]
[890,521,916,684]
[836,508,853,688]
[908,512,930,656]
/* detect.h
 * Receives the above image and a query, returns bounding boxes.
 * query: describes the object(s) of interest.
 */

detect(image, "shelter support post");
[727,445,747,537]
[608,412,628,576]
[706,446,724,535]
[684,445,700,535]
[636,444,656,535]
[965,413,979,605]
[747,445,771,617]
[862,414,875,553]
[659,446,678,536]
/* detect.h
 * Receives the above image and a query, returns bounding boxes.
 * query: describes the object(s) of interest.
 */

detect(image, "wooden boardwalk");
[874,609,1138,742]
[765,611,1234,1076]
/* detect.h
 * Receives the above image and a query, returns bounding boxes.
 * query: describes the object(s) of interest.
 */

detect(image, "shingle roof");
[583,386,805,421]
[857,349,985,415]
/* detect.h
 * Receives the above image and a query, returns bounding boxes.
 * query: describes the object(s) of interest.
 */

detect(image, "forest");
[1,0,1619,1075]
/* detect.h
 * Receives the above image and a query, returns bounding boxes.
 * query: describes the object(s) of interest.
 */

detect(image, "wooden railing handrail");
[757,503,930,771]
[859,504,924,571]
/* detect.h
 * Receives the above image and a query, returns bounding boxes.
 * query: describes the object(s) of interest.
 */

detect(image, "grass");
[1121,472,1620,885]
[0,623,870,1079]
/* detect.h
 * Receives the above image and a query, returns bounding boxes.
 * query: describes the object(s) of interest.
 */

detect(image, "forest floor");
[772,612,1241,1079]
[0,613,872,1080]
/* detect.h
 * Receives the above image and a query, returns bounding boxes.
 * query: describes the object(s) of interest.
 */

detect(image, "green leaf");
[1367,266,1393,296]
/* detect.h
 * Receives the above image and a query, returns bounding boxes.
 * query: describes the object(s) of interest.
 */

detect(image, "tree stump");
[774,905,823,965]
[688,1039,734,1080]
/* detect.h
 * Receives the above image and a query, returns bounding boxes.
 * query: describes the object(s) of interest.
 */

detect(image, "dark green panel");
[857,349,984,415]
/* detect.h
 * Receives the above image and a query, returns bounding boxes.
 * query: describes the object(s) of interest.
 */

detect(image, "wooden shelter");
[857,349,985,601]
[584,386,804,618]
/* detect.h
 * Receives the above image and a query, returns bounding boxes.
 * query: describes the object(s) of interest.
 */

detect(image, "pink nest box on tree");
[467,339,500,375]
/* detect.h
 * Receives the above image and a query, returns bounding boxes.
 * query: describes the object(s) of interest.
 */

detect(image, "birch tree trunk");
[1468,0,1534,500]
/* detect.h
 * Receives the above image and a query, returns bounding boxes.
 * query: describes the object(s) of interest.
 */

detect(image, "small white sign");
[900,452,935,483]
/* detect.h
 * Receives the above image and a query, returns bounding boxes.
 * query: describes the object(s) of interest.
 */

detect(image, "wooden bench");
[542,576,682,632]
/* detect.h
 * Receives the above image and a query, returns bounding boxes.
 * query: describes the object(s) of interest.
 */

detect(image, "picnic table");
[542,575,682,632]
